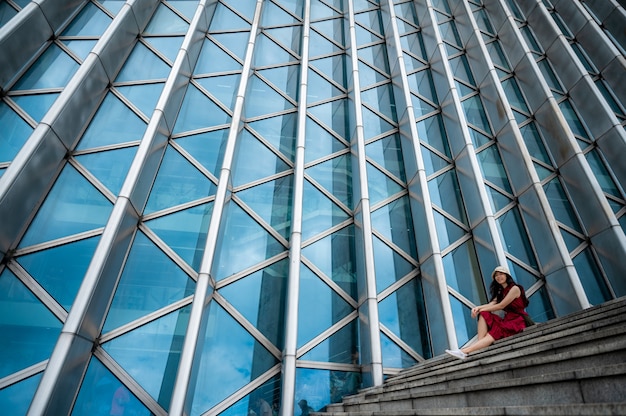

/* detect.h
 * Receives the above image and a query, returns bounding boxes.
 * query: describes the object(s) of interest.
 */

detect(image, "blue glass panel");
[244,75,294,118]
[366,163,403,206]
[372,235,414,293]
[449,294,474,347]
[485,184,512,213]
[309,30,342,57]
[145,36,185,62]
[463,95,492,133]
[370,196,416,258]
[194,39,242,75]
[97,0,126,15]
[294,368,342,413]
[232,130,290,187]
[299,320,359,364]
[223,0,257,21]
[297,264,353,348]
[62,2,112,36]
[72,357,150,416]
[301,225,357,299]
[258,65,300,102]
[0,4,18,27]
[403,54,428,74]
[144,147,216,214]
[13,44,79,90]
[573,248,611,305]
[0,372,42,416]
[301,180,350,242]
[586,150,621,198]
[496,207,538,268]
[358,44,389,74]
[433,210,465,248]
[411,94,437,118]
[361,84,396,122]
[76,146,137,195]
[408,70,437,104]
[219,259,288,347]
[366,134,405,183]
[173,84,231,134]
[212,32,250,62]
[355,10,382,34]
[116,82,164,117]
[525,285,555,323]
[380,332,417,369]
[173,129,228,177]
[304,117,346,163]
[62,40,97,61]
[220,376,282,416]
[310,0,340,19]
[236,176,293,239]
[144,202,213,270]
[76,93,147,150]
[378,279,429,357]
[308,69,343,103]
[103,306,191,410]
[520,122,551,164]
[265,26,302,55]
[308,99,348,139]
[421,145,449,176]
[428,169,467,225]
[195,73,241,109]
[311,17,344,47]
[312,55,347,87]
[213,202,285,280]
[19,166,113,247]
[534,162,553,181]
[104,232,196,332]
[502,77,529,113]
[543,178,581,232]
[0,102,33,163]
[17,237,99,311]
[416,115,450,157]
[560,228,583,253]
[248,113,297,161]
[442,240,485,302]
[167,0,198,20]
[12,92,59,121]
[306,154,352,208]
[507,261,538,292]
[274,0,304,17]
[477,145,512,193]
[190,303,278,415]
[144,4,189,34]
[559,100,589,139]
[486,41,510,70]
[449,55,476,87]
[0,269,62,379]
[115,42,171,82]
[355,24,381,46]
[399,32,428,61]
[210,3,251,31]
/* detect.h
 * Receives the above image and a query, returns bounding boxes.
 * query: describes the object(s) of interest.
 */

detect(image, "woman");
[445,265,531,360]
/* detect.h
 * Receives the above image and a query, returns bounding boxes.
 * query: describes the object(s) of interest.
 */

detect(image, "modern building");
[0,0,625,415]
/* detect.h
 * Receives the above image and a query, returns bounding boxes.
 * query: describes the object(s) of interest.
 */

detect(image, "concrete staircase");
[318,297,626,415]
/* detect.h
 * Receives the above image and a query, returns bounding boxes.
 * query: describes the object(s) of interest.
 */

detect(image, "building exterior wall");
[0,0,624,415]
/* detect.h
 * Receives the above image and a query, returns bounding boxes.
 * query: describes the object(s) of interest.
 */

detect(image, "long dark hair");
[490,274,529,306]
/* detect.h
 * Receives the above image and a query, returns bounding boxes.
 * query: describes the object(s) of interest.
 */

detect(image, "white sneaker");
[445,349,467,360]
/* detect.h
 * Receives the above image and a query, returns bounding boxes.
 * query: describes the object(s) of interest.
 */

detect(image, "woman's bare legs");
[460,315,495,354]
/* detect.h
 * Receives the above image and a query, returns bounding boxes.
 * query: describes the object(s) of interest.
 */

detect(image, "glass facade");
[0,0,625,414]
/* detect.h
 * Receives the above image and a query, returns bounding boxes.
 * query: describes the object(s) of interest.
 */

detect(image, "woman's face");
[493,271,508,286]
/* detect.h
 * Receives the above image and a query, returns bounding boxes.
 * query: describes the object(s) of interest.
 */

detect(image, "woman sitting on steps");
[446,265,533,360]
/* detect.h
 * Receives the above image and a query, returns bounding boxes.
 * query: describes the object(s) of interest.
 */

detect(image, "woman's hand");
[471,306,480,318]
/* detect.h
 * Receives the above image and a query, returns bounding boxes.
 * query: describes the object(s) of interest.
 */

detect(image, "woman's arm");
[471,286,521,317]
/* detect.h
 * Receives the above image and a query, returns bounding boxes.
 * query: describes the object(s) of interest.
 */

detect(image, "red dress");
[479,284,529,341]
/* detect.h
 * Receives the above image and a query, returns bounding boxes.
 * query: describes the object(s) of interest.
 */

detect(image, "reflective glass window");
[144,4,189,34]
[543,178,581,232]
[496,207,537,268]
[0,372,42,415]
[13,44,79,90]
[0,102,33,163]
[477,145,512,194]
[371,196,417,258]
[585,150,621,198]
[62,2,112,36]
[380,332,417,368]
[11,92,60,121]
[0,4,18,28]
[75,146,137,196]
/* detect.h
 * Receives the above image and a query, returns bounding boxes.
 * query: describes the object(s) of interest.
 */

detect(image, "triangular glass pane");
[361,84,396,121]
[304,117,346,163]
[448,293,474,346]
[11,92,59,121]
[76,93,146,150]
[485,184,512,213]
[299,320,359,364]
[297,264,353,348]
[173,128,229,177]
[115,42,171,82]
[449,55,475,87]
[560,227,583,253]
[167,0,198,20]
[220,376,282,416]
[190,303,278,415]
[428,169,467,224]
[103,306,191,410]
[371,196,416,257]
[366,163,403,206]
[244,75,294,119]
[61,2,112,36]
[309,29,342,57]
[455,80,476,98]
[144,4,189,34]
[253,33,296,67]
[220,259,289,347]
[372,233,415,293]
[520,122,551,164]
[195,73,241,109]
[362,106,394,139]
[97,0,125,15]
[407,69,437,104]
[311,17,345,47]
[232,130,291,187]
[403,53,427,73]
[209,3,250,32]
[543,177,580,231]
[301,180,350,241]
[308,98,347,138]
[534,162,553,182]
[311,55,346,86]
[145,202,213,270]
[416,115,450,157]
[355,24,382,46]
[356,11,382,35]
[496,207,538,268]
[116,82,164,118]
[19,166,113,247]
[0,269,62,379]
[274,0,304,17]
[354,0,375,12]
[17,236,99,312]
[366,134,405,182]
[173,83,231,134]
[357,60,386,88]
[306,154,352,208]
[0,4,18,27]
[477,145,512,193]
[13,44,79,90]
[103,232,196,332]
[144,147,217,214]
[258,65,300,101]
[144,36,184,62]
[213,32,251,62]
[236,176,293,239]
[0,372,41,415]
[359,44,389,74]
[194,38,242,75]
[411,93,437,118]
[301,225,357,298]
[513,109,528,124]
[72,357,148,416]
[248,112,298,161]
[265,26,302,55]
[462,95,492,134]
[421,144,449,176]
[380,332,417,369]
[433,210,465,248]
[213,202,285,280]
[310,0,340,19]
[0,102,33,163]
[261,0,299,26]
[224,0,257,21]
[62,40,97,61]
[467,126,492,148]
